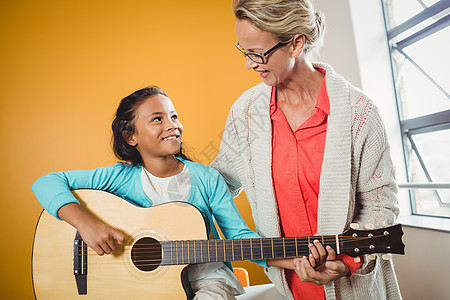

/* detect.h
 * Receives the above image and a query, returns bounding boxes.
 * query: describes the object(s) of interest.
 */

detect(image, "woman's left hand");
[293,244,350,286]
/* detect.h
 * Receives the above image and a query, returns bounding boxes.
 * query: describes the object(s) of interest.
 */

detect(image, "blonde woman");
[212,0,402,299]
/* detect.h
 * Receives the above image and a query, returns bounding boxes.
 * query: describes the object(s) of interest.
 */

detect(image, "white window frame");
[348,0,450,232]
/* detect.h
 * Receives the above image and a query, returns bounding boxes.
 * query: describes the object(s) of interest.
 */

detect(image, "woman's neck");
[277,58,324,105]
[142,155,183,178]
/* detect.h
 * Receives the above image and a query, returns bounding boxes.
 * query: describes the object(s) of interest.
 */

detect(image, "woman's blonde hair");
[232,0,326,57]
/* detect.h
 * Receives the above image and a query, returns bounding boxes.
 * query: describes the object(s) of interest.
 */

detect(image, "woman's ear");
[291,34,305,58]
[123,131,138,147]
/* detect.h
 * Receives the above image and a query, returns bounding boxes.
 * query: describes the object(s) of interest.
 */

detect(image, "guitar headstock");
[339,224,405,257]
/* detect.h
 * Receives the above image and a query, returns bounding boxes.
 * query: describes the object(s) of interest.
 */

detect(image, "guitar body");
[32,189,208,299]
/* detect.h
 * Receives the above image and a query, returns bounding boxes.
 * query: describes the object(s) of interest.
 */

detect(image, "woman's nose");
[245,56,258,70]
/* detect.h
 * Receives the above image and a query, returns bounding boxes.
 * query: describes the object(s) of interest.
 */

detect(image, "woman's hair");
[111,86,189,165]
[232,0,326,57]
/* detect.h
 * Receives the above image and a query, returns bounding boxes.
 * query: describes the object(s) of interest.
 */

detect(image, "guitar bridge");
[73,232,87,295]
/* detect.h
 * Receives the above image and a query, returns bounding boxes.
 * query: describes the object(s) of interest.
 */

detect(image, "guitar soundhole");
[131,237,162,272]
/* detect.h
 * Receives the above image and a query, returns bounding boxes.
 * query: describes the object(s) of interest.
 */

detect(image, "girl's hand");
[76,216,125,256]
[58,202,125,256]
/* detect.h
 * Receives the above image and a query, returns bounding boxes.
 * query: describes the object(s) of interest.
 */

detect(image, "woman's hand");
[294,243,349,286]
[58,202,125,256]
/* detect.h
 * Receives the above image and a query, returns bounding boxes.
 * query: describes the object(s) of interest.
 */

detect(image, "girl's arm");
[204,167,267,267]
[32,163,135,255]
[58,202,125,255]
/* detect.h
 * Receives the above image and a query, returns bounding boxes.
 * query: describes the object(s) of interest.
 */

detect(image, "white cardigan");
[212,62,402,300]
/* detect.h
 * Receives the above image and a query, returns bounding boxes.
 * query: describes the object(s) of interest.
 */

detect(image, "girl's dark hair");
[112,86,190,165]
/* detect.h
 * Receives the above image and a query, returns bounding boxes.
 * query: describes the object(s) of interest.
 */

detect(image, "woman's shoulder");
[231,82,271,110]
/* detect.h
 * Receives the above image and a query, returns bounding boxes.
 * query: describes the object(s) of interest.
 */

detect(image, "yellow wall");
[0,1,268,298]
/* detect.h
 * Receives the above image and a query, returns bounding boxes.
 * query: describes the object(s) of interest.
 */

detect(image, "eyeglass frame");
[235,39,292,64]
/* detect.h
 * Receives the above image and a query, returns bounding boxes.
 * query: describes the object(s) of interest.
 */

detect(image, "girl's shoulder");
[90,162,141,179]
[180,159,220,179]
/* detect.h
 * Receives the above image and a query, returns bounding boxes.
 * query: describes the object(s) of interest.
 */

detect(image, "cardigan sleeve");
[31,163,140,220]
[211,106,244,198]
[352,99,399,227]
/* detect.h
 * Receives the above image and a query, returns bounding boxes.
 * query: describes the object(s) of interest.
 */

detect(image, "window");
[382,0,450,219]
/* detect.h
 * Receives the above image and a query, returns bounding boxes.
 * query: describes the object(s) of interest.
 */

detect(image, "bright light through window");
[383,0,450,219]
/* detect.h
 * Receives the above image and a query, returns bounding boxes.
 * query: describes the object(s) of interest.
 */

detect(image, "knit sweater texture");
[212,62,402,300]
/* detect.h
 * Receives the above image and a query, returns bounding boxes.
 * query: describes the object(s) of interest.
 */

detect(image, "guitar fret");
[283,238,286,258]
[250,239,253,260]
[187,241,190,263]
[241,240,243,261]
[175,241,180,265]
[336,235,340,254]
[260,239,263,259]
[215,240,218,262]
[192,241,197,264]
[271,238,274,258]
[308,236,311,256]
[295,237,298,256]
[170,241,173,265]
[208,239,211,262]
[262,239,272,259]
[232,240,235,261]
[223,240,226,261]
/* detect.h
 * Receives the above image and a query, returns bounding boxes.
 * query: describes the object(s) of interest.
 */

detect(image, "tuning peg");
[353,257,361,263]
[382,254,392,261]
[367,254,376,260]
[350,223,360,230]
[365,223,375,230]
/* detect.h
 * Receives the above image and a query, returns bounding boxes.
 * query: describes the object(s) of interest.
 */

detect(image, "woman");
[212,0,402,299]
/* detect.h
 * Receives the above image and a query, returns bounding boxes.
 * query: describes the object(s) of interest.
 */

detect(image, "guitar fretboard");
[160,236,339,265]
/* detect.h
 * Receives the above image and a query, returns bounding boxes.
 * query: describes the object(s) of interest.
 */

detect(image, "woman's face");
[235,19,296,86]
[128,94,183,159]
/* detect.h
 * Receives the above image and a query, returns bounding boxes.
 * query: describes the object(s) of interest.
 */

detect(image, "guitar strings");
[73,234,388,268]
[75,234,387,261]
[76,235,385,255]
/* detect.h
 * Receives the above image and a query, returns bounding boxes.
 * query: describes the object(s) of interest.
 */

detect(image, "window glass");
[383,0,450,220]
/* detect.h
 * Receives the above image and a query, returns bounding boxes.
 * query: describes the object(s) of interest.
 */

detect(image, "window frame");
[381,0,450,222]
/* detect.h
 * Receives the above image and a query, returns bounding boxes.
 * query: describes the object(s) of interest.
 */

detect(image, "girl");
[32,86,267,299]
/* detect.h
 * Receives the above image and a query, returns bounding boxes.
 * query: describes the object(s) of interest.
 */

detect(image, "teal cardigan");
[32,158,267,268]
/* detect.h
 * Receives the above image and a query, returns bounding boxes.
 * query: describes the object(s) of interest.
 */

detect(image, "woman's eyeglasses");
[235,40,291,64]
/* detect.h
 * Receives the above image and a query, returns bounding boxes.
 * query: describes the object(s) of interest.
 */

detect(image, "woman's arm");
[211,108,243,197]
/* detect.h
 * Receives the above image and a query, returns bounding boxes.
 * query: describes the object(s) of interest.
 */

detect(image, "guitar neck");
[160,235,339,265]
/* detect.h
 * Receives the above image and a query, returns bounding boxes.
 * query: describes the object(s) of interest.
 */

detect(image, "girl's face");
[128,94,183,159]
[235,19,298,86]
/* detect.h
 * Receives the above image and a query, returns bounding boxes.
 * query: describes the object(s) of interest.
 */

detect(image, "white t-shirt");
[140,165,244,295]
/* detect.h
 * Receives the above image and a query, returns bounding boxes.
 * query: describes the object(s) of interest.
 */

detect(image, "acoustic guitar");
[32,190,405,299]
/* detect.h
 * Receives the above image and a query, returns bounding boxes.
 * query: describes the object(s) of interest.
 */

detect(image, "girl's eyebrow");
[146,111,177,118]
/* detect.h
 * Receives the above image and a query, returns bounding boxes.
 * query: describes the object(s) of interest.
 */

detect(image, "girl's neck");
[142,155,184,178]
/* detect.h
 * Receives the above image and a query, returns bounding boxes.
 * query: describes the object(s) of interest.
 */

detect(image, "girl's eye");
[151,117,162,122]
[171,114,178,120]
